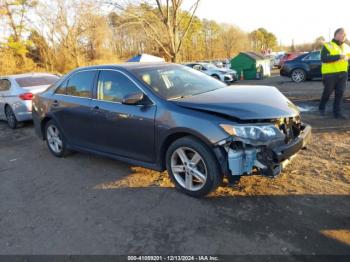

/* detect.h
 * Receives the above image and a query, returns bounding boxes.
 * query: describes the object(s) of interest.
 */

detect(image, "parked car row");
[1,63,311,197]
[198,59,231,69]
[277,53,302,69]
[185,62,238,84]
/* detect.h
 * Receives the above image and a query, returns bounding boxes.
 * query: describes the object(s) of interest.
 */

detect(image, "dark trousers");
[319,72,348,116]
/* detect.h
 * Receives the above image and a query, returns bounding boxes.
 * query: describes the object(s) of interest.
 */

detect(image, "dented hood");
[173,85,300,120]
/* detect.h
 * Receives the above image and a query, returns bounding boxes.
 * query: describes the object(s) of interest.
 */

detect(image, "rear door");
[90,70,156,163]
[50,70,97,148]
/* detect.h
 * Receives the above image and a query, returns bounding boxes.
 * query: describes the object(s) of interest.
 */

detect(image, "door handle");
[52,100,59,107]
[92,105,101,114]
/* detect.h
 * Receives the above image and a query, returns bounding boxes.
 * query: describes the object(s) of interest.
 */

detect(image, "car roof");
[195,62,210,65]
[185,62,209,65]
[73,62,175,72]
[3,72,58,79]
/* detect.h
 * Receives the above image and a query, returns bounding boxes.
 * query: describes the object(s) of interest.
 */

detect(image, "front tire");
[45,120,68,157]
[166,136,223,197]
[5,105,18,129]
[291,69,306,83]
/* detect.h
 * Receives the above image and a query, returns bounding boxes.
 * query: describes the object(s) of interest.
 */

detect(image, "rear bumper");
[16,111,32,121]
[11,101,32,121]
[280,67,291,77]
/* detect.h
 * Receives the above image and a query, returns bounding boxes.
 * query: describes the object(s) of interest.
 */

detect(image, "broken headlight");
[220,124,284,142]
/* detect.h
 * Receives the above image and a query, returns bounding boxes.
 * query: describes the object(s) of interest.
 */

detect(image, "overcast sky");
[185,0,350,45]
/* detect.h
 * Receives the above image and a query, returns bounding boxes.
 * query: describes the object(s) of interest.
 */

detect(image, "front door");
[90,70,156,163]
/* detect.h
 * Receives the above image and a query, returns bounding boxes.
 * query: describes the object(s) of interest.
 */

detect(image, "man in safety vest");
[319,28,350,119]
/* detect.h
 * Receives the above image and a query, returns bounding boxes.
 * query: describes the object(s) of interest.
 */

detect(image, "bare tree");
[0,0,36,41]
[221,25,248,58]
[111,0,201,62]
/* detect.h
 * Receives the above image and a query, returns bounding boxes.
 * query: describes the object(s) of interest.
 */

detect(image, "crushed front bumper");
[258,123,312,177]
[215,123,312,179]
[272,124,311,163]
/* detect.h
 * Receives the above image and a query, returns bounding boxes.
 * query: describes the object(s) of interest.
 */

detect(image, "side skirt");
[67,144,164,172]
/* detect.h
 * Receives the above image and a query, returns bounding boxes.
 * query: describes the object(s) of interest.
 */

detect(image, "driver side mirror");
[122,92,144,105]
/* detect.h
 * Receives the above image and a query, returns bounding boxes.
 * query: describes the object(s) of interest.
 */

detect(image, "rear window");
[15,75,59,88]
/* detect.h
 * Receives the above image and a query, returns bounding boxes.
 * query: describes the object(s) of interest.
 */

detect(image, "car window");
[55,79,68,95]
[303,52,321,61]
[15,75,59,87]
[97,71,141,103]
[66,71,96,98]
[0,79,11,91]
[193,65,203,71]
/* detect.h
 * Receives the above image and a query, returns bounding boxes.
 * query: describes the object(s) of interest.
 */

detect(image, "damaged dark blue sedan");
[32,63,311,197]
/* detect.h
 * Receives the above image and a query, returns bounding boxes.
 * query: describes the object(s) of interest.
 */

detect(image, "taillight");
[19,92,34,100]
[19,93,34,100]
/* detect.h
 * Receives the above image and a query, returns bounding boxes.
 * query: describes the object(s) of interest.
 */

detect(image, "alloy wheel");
[46,125,63,154]
[170,147,207,191]
[291,69,305,83]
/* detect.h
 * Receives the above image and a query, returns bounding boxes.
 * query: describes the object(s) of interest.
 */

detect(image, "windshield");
[131,65,226,100]
[15,75,59,88]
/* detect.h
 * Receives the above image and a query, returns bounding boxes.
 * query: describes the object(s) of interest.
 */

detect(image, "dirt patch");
[214,131,350,197]
[94,131,350,197]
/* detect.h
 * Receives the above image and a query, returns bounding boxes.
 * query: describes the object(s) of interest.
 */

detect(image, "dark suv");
[32,63,311,197]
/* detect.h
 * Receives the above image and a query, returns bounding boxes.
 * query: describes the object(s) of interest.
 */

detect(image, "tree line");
[0,0,320,76]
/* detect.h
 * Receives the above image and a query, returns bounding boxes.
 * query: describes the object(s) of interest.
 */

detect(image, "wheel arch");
[4,103,13,112]
[292,66,309,75]
[211,74,221,79]
[40,116,52,140]
[158,129,214,171]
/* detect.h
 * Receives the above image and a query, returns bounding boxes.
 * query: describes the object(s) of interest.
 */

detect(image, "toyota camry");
[32,63,311,197]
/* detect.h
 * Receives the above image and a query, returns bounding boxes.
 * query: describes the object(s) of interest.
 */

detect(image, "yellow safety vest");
[321,41,349,74]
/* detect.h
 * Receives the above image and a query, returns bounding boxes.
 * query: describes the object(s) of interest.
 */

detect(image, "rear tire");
[45,120,69,157]
[291,69,306,83]
[5,105,18,129]
[166,136,223,197]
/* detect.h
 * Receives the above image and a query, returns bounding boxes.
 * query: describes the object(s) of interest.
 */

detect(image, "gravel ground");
[0,75,349,257]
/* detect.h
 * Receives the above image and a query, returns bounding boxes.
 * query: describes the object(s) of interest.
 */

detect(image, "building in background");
[230,52,271,80]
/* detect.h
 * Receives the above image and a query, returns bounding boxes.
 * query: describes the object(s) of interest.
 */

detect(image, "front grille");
[224,76,231,81]
[275,116,301,143]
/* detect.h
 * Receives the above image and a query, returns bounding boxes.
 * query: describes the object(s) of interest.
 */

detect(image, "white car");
[0,73,59,128]
[273,54,285,68]
[185,62,238,84]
